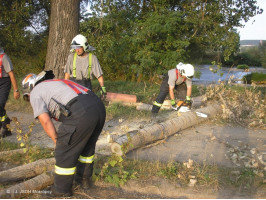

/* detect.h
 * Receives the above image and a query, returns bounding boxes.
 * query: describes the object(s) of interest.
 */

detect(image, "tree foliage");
[82,0,262,81]
[259,41,266,68]
[0,0,50,75]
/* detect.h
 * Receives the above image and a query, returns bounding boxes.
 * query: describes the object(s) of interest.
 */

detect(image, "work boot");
[74,176,93,190]
[0,128,12,138]
[0,117,12,138]
[49,186,72,198]
[149,112,159,123]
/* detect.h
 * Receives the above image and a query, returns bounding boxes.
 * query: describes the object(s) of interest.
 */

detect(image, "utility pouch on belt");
[51,98,71,119]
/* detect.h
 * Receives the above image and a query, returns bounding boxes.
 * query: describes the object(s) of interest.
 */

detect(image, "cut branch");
[0,171,54,199]
[0,158,55,184]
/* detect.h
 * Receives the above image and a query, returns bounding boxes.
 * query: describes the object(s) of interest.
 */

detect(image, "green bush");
[243,72,266,84]
[237,64,249,70]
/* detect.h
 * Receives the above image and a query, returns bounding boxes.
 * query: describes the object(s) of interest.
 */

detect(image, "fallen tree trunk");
[0,157,55,184]
[0,171,54,199]
[0,149,25,157]
[111,103,221,156]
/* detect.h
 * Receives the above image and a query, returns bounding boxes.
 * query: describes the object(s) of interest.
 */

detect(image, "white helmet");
[21,71,46,96]
[71,34,88,50]
[176,62,195,79]
[70,34,96,52]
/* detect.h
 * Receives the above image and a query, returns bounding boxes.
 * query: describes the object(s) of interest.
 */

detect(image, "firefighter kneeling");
[22,71,106,197]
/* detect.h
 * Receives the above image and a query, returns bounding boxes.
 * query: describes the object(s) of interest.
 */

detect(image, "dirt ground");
[2,109,266,199]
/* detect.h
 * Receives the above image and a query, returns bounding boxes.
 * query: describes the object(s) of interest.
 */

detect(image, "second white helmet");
[70,34,95,52]
[176,62,195,79]
[71,34,89,51]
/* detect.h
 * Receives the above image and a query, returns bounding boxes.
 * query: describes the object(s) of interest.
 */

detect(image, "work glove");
[171,99,177,110]
[171,99,176,106]
[100,86,107,100]
[184,96,192,108]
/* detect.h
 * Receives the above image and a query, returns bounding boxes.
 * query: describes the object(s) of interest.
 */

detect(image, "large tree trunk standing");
[45,0,80,78]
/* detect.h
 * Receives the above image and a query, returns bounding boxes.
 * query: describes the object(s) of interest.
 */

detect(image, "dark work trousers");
[54,92,106,193]
[70,78,92,91]
[0,78,11,129]
[151,74,187,113]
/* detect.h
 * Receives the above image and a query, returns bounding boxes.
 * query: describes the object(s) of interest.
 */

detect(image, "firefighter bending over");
[22,71,106,197]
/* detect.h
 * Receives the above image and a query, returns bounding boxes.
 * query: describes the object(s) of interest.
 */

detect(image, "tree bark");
[0,158,55,184]
[45,0,80,78]
[111,104,222,156]
[0,149,24,157]
[0,171,54,199]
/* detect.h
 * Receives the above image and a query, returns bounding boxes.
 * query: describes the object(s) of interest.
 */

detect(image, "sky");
[236,0,266,40]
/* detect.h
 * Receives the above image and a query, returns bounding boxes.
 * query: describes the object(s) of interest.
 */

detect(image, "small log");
[0,149,24,157]
[106,134,120,143]
[111,104,222,156]
[0,157,55,184]
[136,103,153,111]
[106,92,137,103]
[109,102,139,107]
[0,171,54,199]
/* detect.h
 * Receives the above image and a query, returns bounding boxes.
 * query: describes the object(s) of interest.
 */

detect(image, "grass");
[93,155,264,191]
[5,76,33,113]
[105,103,151,120]
[237,64,249,70]
[0,140,20,151]
[0,140,53,165]
[243,72,266,84]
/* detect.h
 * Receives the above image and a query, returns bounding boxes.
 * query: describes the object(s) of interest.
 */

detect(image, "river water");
[193,65,266,85]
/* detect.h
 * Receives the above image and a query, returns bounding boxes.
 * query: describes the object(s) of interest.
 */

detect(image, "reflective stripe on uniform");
[0,54,4,78]
[0,114,7,122]
[88,53,92,79]
[44,79,89,94]
[153,101,162,107]
[73,52,92,79]
[72,52,77,77]
[78,155,95,164]
[54,165,76,175]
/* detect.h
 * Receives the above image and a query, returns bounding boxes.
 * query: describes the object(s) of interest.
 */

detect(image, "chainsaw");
[172,100,208,118]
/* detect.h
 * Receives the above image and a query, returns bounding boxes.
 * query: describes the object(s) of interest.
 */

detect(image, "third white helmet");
[176,63,195,79]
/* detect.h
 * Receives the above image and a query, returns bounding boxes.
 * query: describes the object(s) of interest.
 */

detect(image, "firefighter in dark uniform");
[64,34,107,99]
[0,46,20,138]
[151,63,195,113]
[22,71,106,197]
